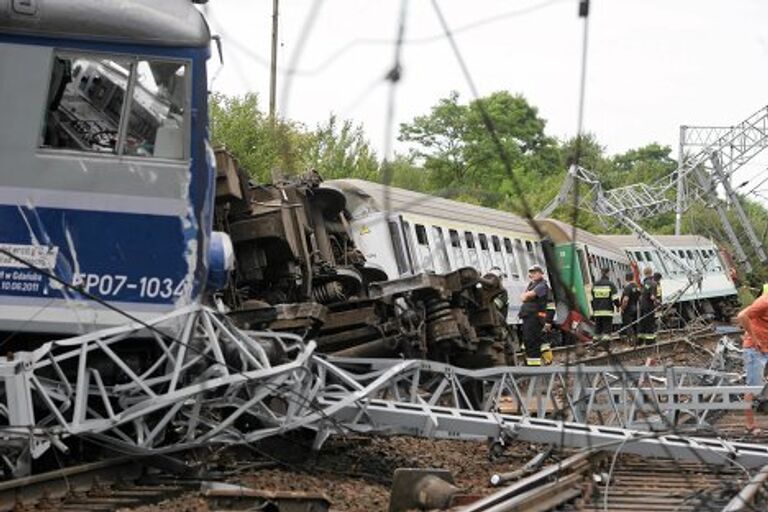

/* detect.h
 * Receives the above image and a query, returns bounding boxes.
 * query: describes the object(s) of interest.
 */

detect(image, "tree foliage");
[209,90,768,286]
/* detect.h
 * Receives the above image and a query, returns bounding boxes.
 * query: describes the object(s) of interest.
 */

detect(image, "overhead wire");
[209,0,568,79]
[425,0,758,497]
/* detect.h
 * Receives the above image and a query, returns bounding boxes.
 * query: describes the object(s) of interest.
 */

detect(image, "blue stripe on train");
[0,205,193,305]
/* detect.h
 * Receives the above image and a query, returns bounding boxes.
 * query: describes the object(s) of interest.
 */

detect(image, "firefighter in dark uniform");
[638,267,659,345]
[483,267,515,364]
[653,271,663,324]
[519,264,550,366]
[591,267,619,346]
[620,271,641,345]
[540,290,557,364]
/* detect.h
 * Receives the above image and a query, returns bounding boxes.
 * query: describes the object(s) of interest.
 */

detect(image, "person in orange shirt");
[737,289,768,433]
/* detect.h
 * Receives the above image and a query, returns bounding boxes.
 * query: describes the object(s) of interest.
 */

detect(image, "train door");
[503,238,521,280]
[490,235,504,273]
[513,239,527,272]
[524,241,537,270]
[430,226,451,273]
[413,223,434,272]
[478,234,493,272]
[448,229,466,268]
[464,231,480,268]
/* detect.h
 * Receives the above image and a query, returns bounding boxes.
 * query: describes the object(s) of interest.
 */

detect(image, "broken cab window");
[41,54,131,154]
[125,60,187,158]
[40,53,188,159]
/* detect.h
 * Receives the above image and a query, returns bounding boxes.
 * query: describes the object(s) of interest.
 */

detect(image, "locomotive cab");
[0,0,216,334]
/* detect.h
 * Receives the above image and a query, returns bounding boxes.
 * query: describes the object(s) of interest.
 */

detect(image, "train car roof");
[600,234,717,249]
[326,179,538,236]
[0,0,210,48]
[535,218,628,260]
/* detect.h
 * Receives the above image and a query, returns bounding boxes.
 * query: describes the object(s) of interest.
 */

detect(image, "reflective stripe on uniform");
[526,357,542,366]
[593,310,614,317]
[638,334,657,340]
[592,286,611,298]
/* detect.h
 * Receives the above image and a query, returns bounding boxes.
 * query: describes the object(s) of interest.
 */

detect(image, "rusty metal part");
[202,481,331,512]
[490,448,553,486]
[230,301,328,332]
[0,457,200,512]
[388,468,460,512]
[460,452,599,512]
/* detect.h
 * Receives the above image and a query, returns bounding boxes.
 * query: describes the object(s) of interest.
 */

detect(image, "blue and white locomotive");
[0,0,227,334]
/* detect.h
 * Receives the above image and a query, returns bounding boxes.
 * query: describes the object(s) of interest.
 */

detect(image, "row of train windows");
[586,253,632,287]
[411,223,540,280]
[632,247,721,273]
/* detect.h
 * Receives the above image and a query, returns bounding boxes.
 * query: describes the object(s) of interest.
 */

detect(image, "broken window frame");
[39,50,191,161]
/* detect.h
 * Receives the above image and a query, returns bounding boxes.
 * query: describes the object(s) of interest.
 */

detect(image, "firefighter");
[540,289,557,364]
[482,266,512,365]
[591,267,619,347]
[653,271,664,323]
[519,264,550,366]
[620,271,641,345]
[638,267,659,345]
[486,266,509,320]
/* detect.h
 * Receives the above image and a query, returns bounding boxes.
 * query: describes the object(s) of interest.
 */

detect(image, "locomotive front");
[0,0,218,334]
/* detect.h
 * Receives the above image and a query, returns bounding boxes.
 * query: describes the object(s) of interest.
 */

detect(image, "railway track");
[549,324,728,366]
[0,455,330,512]
[465,452,762,512]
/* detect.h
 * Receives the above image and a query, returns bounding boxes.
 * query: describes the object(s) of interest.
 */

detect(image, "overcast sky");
[204,0,768,197]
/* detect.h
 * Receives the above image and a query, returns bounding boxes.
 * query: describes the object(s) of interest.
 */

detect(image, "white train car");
[600,234,739,320]
[326,179,548,323]
[536,219,632,321]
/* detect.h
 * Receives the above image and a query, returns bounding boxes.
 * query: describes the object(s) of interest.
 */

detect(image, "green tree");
[306,115,379,181]
[399,90,562,211]
[210,93,380,182]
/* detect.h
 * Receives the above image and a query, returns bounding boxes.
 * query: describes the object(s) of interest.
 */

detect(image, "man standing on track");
[519,264,550,366]
[638,267,659,345]
[591,267,619,347]
[620,271,640,345]
[737,289,768,433]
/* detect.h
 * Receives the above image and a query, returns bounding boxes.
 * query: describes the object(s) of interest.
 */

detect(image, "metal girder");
[548,107,768,255]
[675,110,768,236]
[540,165,703,286]
[321,397,768,469]
[1,305,762,478]
[711,152,768,263]
[0,305,330,476]
[323,356,750,431]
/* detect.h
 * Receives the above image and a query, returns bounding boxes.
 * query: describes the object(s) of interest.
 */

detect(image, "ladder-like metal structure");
[2,308,766,477]
[540,105,768,273]
[537,164,704,287]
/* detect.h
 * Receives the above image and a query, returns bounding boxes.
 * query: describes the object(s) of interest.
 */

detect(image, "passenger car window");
[41,53,188,159]
[415,224,428,245]
[449,229,461,248]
